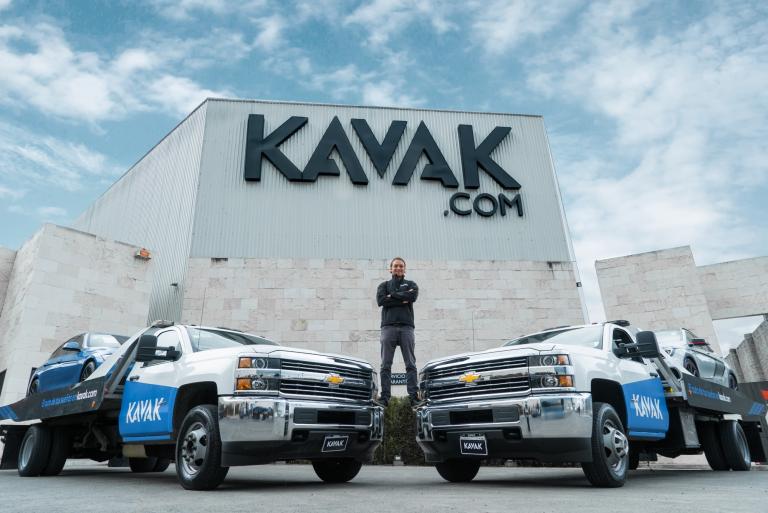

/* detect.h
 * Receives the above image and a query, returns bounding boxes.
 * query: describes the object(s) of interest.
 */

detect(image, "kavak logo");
[244,115,524,219]
[125,398,164,423]
[630,394,664,420]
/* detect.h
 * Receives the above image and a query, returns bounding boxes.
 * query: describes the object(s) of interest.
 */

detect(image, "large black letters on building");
[351,119,407,178]
[458,125,520,190]
[393,121,459,188]
[244,115,307,181]
[303,116,368,185]
[244,114,519,193]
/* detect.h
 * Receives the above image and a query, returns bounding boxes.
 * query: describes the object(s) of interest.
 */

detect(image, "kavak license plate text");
[459,435,487,456]
[322,435,349,452]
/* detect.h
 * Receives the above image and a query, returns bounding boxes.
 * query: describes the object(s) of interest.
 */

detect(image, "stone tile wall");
[0,224,154,405]
[698,258,768,320]
[0,247,15,311]
[728,319,768,382]
[180,257,586,387]
[596,246,721,352]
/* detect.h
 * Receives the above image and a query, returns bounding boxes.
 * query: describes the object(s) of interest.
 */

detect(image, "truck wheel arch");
[172,382,218,437]
[590,379,627,428]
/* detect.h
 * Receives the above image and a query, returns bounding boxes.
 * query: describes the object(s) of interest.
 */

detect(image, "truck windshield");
[186,327,280,352]
[504,325,603,349]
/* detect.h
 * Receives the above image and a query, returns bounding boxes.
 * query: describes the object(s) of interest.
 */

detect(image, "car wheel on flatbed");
[176,405,229,490]
[581,402,629,487]
[80,361,96,382]
[18,425,52,477]
[312,459,363,483]
[434,459,481,483]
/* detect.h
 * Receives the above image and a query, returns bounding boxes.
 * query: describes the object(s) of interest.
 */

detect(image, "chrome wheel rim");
[19,433,34,469]
[603,419,628,473]
[179,421,209,477]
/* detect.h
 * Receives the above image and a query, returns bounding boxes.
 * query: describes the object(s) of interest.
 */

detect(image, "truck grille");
[280,379,372,401]
[426,376,530,401]
[426,356,528,380]
[281,359,372,381]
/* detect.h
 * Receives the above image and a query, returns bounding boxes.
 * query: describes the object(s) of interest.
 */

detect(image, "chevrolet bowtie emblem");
[458,372,481,384]
[325,373,345,386]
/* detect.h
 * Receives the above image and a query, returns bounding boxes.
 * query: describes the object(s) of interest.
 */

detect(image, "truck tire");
[312,458,363,483]
[581,402,629,487]
[719,421,751,471]
[434,459,481,483]
[176,405,229,490]
[129,457,159,473]
[697,421,729,470]
[41,429,71,476]
[153,458,171,472]
[18,425,52,477]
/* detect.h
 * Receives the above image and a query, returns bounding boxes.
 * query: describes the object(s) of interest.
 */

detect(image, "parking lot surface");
[1,463,766,513]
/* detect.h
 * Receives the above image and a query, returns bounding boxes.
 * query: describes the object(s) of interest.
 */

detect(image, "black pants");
[380,325,417,400]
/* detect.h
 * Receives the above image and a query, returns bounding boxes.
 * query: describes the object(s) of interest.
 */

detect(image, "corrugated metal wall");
[191,100,574,261]
[72,103,207,321]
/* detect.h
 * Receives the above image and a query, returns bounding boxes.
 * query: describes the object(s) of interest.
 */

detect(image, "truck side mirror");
[635,331,661,359]
[135,334,180,362]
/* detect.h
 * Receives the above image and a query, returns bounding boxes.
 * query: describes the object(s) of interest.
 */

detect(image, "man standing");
[377,257,419,406]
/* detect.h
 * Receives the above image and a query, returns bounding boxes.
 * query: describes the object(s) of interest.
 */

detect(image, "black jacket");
[377,277,419,327]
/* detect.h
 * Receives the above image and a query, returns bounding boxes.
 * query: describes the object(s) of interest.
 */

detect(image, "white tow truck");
[415,321,768,487]
[0,322,383,490]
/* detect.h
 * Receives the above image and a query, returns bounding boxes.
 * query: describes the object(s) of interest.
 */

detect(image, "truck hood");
[423,342,558,368]
[227,345,373,369]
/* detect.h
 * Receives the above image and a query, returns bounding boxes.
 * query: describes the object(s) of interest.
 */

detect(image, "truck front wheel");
[435,459,481,483]
[175,405,229,490]
[312,458,362,483]
[581,402,629,487]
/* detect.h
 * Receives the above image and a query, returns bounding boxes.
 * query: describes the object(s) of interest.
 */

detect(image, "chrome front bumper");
[417,393,592,441]
[218,396,384,444]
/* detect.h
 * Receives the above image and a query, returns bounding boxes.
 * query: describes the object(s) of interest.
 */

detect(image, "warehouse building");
[0,99,587,404]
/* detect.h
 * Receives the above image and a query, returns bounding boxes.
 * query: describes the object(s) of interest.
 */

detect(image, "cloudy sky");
[0,0,766,347]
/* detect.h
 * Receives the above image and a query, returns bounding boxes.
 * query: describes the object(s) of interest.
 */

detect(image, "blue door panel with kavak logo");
[622,377,669,439]
[119,381,177,442]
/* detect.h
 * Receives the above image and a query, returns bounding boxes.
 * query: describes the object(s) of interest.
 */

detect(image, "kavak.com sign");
[243,115,524,219]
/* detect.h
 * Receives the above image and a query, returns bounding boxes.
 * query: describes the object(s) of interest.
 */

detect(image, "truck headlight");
[529,354,570,366]
[235,355,280,394]
[531,374,574,389]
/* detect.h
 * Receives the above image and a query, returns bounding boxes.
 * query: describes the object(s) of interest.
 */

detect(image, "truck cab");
[415,321,764,487]
[2,322,383,490]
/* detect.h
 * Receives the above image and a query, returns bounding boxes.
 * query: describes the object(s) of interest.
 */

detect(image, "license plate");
[322,435,349,453]
[459,435,487,456]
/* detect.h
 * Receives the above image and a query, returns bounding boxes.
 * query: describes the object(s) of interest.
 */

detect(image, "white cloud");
[0,22,232,122]
[471,0,582,54]
[527,4,768,322]
[145,75,228,116]
[0,121,121,191]
[149,0,267,20]
[361,81,423,107]
[0,184,24,199]
[345,0,457,49]
[0,0,11,11]
[37,206,67,219]
[253,15,286,51]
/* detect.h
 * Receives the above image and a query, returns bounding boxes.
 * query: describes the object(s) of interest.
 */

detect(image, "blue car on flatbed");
[27,333,128,395]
